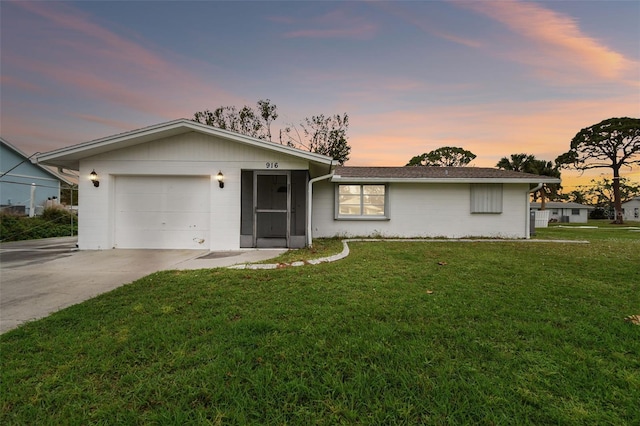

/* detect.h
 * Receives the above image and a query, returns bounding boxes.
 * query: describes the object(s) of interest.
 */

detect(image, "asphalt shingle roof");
[334,166,560,181]
[530,202,594,209]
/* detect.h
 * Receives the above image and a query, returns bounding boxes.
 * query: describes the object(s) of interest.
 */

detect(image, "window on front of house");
[470,184,503,214]
[571,209,580,215]
[336,184,387,218]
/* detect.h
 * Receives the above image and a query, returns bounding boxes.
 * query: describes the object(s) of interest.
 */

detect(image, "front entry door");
[254,172,290,248]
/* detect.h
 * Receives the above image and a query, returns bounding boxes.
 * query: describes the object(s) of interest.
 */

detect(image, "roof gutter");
[529,182,543,193]
[57,167,79,179]
[307,167,335,247]
[331,177,561,184]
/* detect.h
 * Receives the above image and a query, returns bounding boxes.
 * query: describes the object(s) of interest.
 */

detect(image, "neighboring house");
[36,119,560,250]
[1,137,72,216]
[622,197,640,222]
[530,202,594,224]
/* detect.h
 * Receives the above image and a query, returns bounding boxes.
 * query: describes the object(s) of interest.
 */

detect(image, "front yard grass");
[1,230,639,424]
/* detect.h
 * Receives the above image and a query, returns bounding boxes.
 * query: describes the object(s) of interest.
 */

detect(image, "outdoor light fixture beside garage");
[89,170,99,187]
[216,171,224,188]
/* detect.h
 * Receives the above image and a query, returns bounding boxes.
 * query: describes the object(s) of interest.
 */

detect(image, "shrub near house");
[0,208,77,242]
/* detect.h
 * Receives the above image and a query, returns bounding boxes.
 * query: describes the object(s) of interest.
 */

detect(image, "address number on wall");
[266,162,279,169]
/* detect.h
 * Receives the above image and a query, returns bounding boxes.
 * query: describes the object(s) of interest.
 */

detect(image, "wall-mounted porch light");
[89,170,100,187]
[216,171,224,188]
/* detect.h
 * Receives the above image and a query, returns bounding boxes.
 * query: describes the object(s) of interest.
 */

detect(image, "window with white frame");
[470,183,503,214]
[336,184,387,218]
[571,209,580,215]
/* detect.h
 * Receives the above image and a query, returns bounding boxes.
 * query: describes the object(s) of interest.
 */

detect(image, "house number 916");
[266,162,279,169]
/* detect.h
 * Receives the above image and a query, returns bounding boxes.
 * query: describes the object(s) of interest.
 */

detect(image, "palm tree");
[528,159,561,210]
[496,153,535,172]
[496,154,561,210]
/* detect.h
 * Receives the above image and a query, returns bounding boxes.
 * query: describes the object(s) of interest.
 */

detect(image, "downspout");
[307,166,335,247]
[527,183,543,239]
[529,182,543,194]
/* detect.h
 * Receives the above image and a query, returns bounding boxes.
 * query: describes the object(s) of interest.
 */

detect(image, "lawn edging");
[229,238,589,270]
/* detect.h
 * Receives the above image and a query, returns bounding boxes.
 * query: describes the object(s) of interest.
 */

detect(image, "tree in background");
[567,177,640,219]
[279,113,350,165]
[257,99,278,141]
[588,177,640,205]
[194,100,351,165]
[406,146,476,167]
[556,117,640,224]
[528,159,562,209]
[563,189,590,205]
[496,153,561,210]
[496,153,535,172]
[194,99,277,140]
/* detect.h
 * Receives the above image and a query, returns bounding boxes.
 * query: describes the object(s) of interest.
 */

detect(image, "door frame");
[253,170,291,248]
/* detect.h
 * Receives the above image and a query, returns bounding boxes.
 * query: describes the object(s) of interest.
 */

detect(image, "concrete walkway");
[0,237,285,333]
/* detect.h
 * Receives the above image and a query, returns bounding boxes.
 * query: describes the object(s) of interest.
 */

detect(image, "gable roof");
[530,202,594,210]
[1,137,73,185]
[35,119,335,170]
[622,196,640,204]
[332,166,561,184]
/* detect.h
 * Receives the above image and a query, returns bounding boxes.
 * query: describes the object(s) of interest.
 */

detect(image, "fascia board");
[36,119,334,169]
[35,122,187,168]
[2,138,72,184]
[331,176,562,184]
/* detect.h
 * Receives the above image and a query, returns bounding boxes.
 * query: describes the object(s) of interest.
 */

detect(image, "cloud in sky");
[272,8,378,40]
[348,92,638,168]
[455,0,635,83]
[372,1,483,49]
[2,0,239,146]
[0,75,44,95]
[1,0,638,187]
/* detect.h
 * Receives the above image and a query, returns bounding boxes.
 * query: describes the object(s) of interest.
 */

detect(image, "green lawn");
[2,228,639,424]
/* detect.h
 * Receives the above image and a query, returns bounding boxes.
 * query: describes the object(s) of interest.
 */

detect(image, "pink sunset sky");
[1,0,638,190]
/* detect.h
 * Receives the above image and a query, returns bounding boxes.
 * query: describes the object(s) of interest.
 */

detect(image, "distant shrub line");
[0,208,77,242]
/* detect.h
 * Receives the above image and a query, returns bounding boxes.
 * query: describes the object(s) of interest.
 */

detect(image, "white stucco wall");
[311,181,531,239]
[543,207,590,223]
[622,198,640,221]
[78,132,310,250]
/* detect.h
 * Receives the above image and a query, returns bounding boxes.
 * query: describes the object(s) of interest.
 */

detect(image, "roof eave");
[2,137,73,184]
[36,119,334,170]
[332,176,562,184]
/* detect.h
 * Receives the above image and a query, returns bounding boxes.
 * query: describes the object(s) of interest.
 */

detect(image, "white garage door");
[114,176,210,249]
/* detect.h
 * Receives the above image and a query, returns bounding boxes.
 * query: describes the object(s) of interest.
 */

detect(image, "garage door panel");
[117,229,208,249]
[114,176,210,249]
[115,195,208,213]
[116,212,209,229]
[115,211,163,229]
[121,179,164,193]
[170,195,208,212]
[115,194,162,211]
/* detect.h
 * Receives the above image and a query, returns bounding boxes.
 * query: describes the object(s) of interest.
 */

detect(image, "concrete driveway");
[0,237,285,334]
